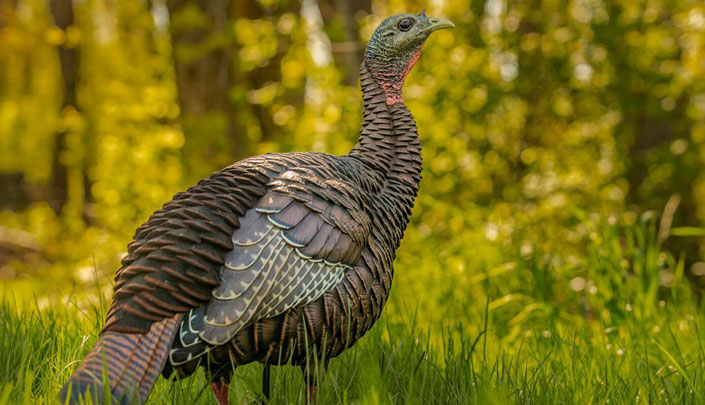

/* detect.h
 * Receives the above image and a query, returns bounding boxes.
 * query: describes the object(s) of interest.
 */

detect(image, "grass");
[2,218,705,404]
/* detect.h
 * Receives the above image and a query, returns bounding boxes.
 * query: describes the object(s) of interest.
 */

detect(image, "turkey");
[60,11,453,405]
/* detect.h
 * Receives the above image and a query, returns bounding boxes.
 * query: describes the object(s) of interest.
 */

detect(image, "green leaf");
[670,227,705,237]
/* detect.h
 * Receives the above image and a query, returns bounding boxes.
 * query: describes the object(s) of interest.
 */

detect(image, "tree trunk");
[0,0,19,30]
[231,0,301,144]
[317,0,370,86]
[167,0,302,175]
[167,0,254,173]
[48,0,79,215]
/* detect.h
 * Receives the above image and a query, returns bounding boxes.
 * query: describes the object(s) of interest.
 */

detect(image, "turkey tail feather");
[60,315,180,404]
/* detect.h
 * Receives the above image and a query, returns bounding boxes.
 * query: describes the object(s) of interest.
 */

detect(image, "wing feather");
[197,180,370,346]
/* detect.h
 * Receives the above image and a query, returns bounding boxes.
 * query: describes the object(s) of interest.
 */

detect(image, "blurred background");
[1,0,705,338]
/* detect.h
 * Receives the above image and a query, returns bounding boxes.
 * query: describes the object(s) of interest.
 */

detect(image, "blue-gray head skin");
[364,10,454,104]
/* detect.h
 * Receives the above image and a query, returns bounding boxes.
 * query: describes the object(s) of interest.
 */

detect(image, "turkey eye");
[398,19,413,31]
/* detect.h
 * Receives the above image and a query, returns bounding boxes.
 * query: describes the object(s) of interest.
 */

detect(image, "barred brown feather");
[166,62,422,376]
[59,315,180,404]
[61,11,441,402]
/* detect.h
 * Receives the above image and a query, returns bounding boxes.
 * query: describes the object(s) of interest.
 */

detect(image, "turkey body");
[66,64,421,399]
[60,11,452,403]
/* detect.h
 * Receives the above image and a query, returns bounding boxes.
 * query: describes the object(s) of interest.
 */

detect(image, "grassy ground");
[2,219,705,404]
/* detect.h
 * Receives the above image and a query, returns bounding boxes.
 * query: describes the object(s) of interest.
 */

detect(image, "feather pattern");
[64,57,424,402]
[166,61,422,374]
[196,183,367,346]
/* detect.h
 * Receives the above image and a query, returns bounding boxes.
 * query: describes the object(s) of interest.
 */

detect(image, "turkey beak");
[422,17,455,34]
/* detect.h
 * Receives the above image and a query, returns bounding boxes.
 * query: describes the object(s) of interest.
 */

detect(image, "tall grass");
[1,218,704,404]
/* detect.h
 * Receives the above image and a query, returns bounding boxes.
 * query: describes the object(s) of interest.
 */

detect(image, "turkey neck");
[348,61,423,243]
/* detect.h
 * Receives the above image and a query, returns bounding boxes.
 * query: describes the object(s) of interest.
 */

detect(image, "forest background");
[2,0,705,403]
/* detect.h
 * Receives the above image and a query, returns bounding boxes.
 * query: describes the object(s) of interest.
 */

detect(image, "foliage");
[2,0,705,403]
[1,0,705,304]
